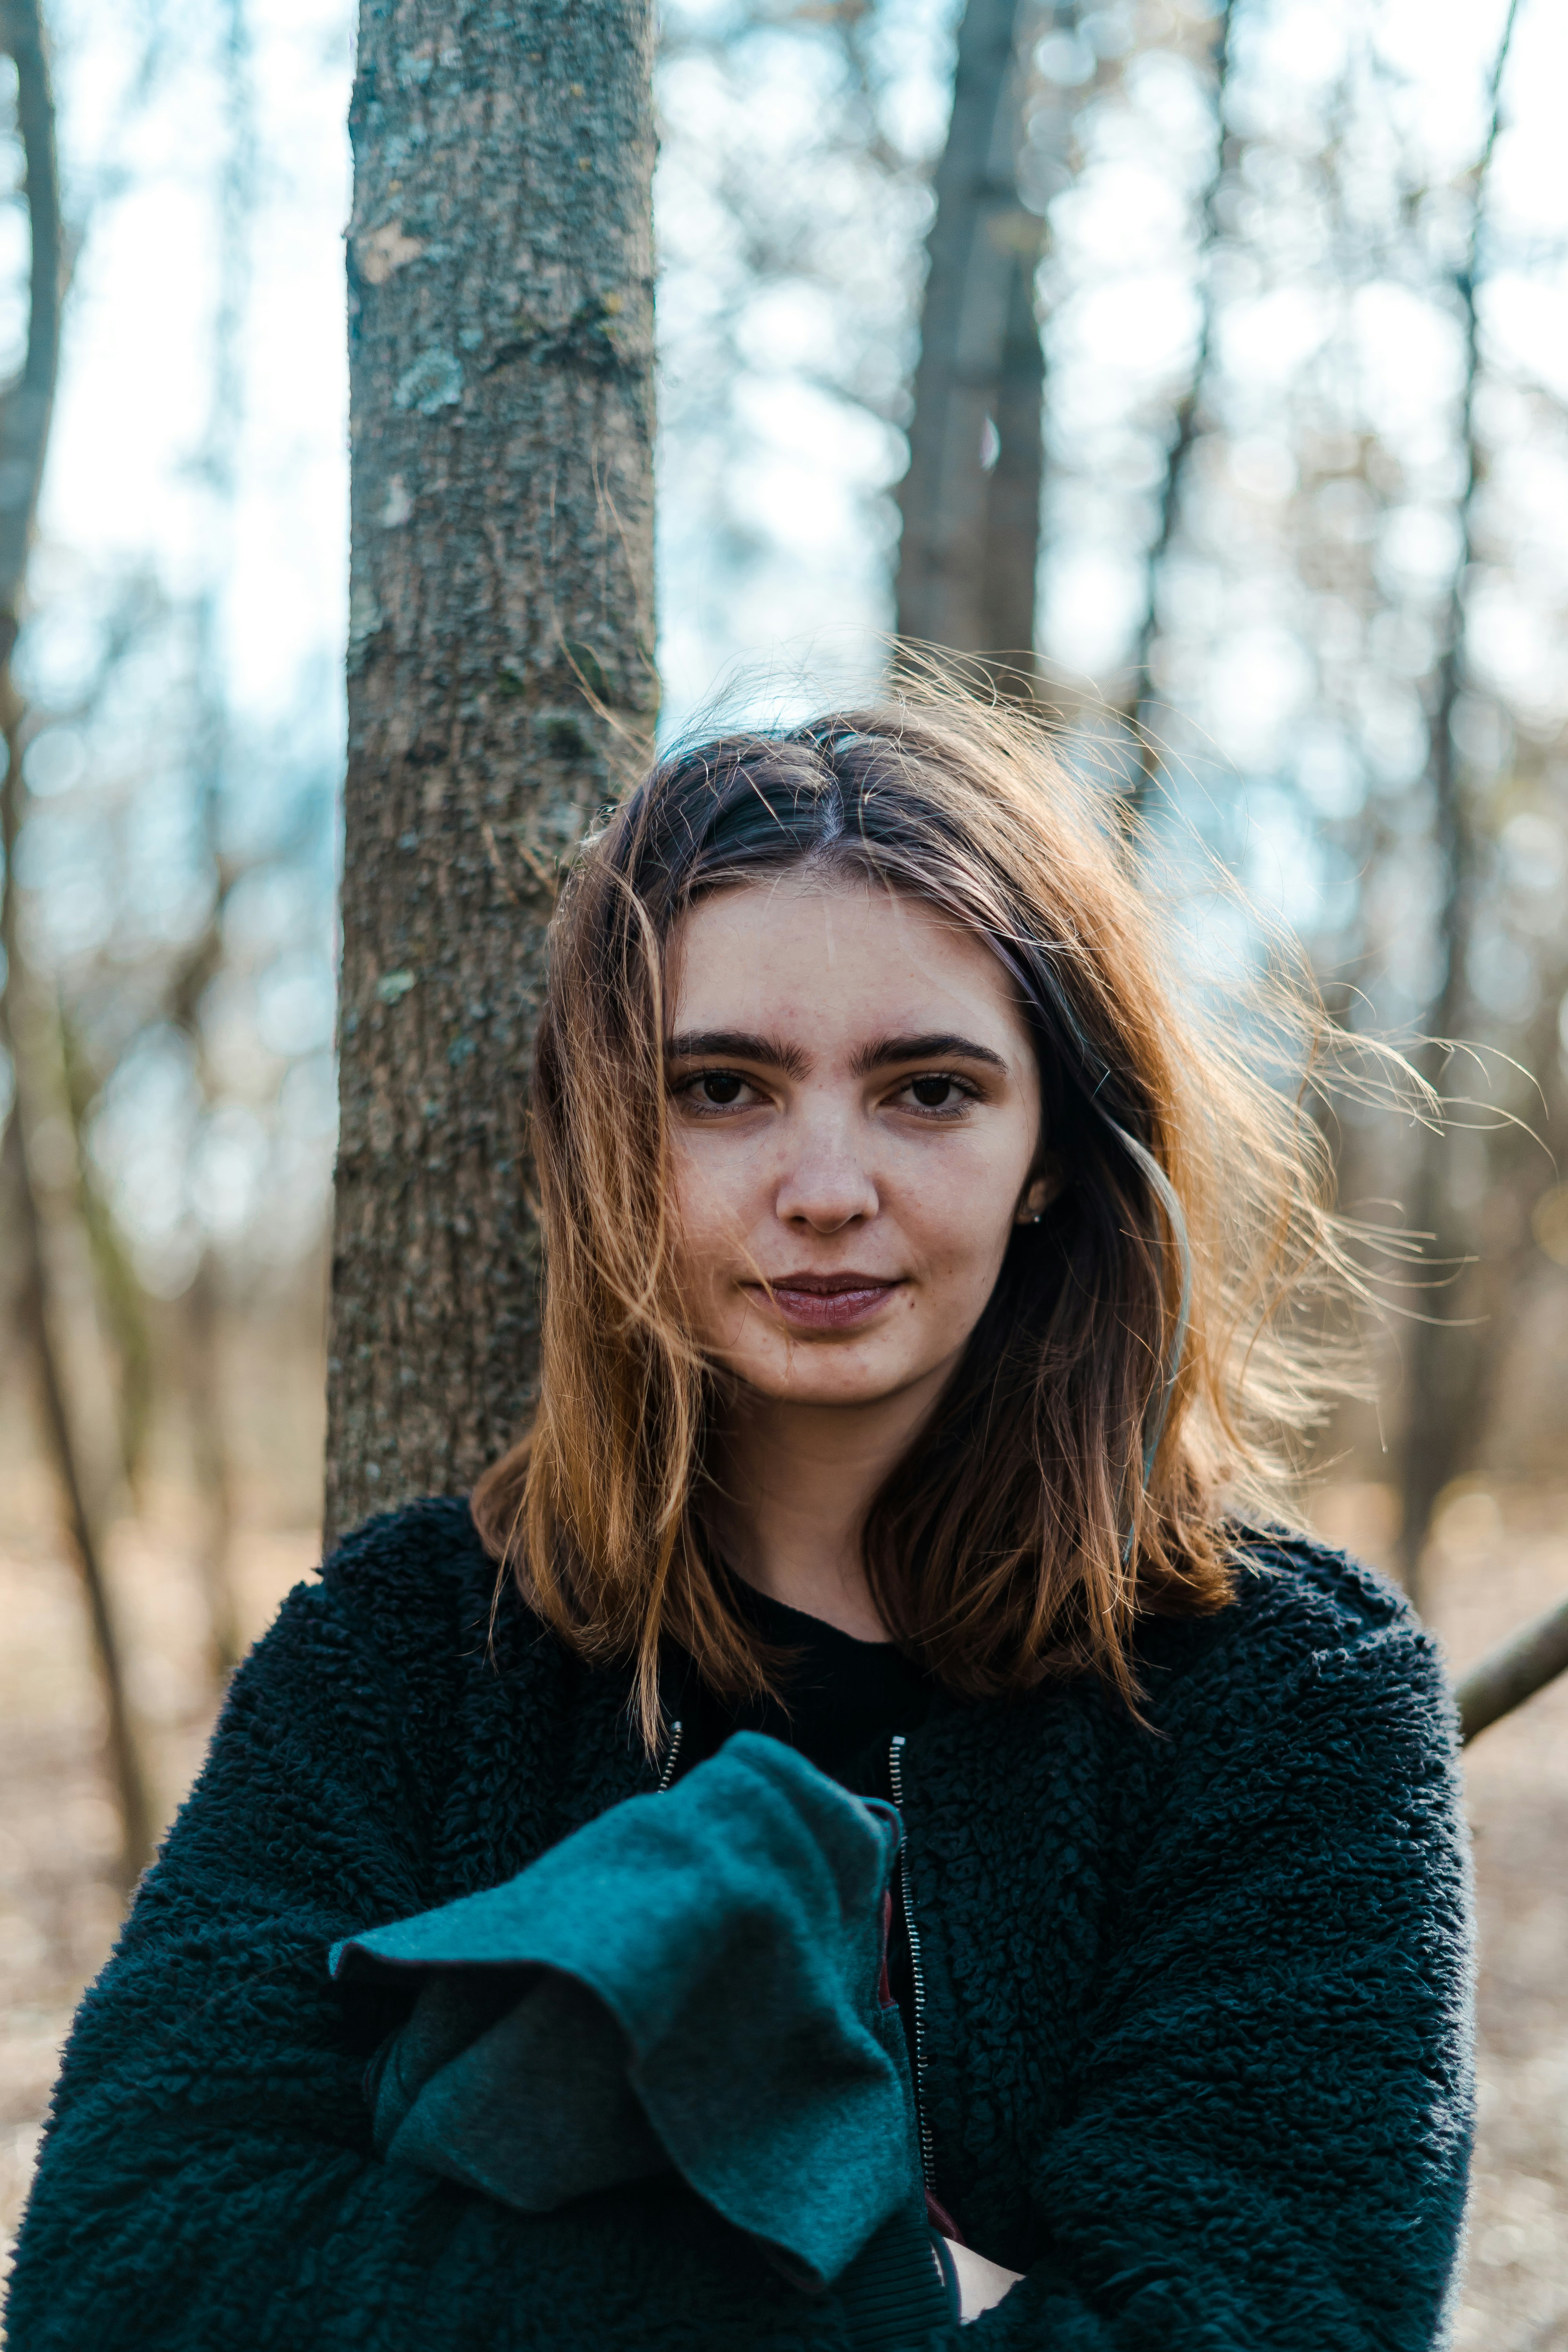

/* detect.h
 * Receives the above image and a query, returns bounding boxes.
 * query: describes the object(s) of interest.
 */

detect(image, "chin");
[733,1348,929,1409]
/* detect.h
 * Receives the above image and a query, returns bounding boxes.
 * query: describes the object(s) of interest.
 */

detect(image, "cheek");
[668,1140,758,1286]
[902,1138,1033,1276]
[668,1143,716,1271]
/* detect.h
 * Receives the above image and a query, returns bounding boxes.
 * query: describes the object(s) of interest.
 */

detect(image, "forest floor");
[0,1469,1564,2347]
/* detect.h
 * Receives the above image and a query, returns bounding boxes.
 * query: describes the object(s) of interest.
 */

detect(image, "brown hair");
[474,688,1355,1748]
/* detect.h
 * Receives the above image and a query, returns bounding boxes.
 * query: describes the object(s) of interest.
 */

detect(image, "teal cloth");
[329,1731,930,2299]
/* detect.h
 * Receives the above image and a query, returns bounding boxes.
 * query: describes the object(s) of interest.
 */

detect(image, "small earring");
[1030,1210,1044,1223]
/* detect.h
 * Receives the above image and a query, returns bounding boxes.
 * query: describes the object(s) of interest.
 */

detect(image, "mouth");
[742,1272,905,1334]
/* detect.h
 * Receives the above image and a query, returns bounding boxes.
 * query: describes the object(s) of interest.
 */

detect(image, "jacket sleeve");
[967,1598,1475,2351]
[3,1570,855,2352]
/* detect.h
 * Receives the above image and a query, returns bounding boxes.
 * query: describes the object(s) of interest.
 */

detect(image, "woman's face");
[665,874,1047,1411]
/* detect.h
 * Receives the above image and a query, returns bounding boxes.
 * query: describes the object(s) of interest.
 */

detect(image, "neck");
[706,1370,946,1642]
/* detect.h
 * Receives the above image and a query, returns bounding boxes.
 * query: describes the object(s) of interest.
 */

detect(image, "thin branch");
[60,1002,156,1493]
[1457,1591,1568,1744]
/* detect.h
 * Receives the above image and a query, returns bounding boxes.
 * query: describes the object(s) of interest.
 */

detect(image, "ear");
[1014,1152,1067,1225]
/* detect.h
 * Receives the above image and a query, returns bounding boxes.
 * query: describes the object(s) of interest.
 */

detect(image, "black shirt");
[671,1579,933,2081]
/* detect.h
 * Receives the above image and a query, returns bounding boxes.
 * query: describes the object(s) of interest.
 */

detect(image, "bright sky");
[31,0,1568,738]
[39,0,352,727]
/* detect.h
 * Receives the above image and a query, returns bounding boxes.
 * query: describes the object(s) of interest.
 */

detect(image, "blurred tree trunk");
[170,0,254,1677]
[167,911,242,1673]
[0,0,153,1884]
[1396,0,1521,1612]
[164,875,242,1675]
[0,960,153,1891]
[1124,0,1234,813]
[184,1254,241,1669]
[59,1007,155,1497]
[895,0,1049,682]
[327,0,657,1541]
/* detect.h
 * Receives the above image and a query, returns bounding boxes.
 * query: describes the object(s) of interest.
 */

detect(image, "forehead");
[667,875,1034,1057]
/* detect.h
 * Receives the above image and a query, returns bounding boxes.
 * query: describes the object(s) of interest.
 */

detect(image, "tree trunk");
[1396,0,1521,1612]
[895,0,1046,678]
[328,0,657,1542]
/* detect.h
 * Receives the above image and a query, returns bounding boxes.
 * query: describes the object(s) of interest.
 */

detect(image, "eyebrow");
[665,1029,810,1078]
[663,1027,1008,1080]
[851,1032,1009,1077]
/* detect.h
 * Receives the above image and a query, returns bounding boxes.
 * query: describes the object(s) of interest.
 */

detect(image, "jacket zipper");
[888,1731,935,2192]
[656,1719,933,2183]
[656,1719,684,1791]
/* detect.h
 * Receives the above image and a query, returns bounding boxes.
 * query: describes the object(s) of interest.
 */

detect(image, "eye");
[673,1069,761,1113]
[895,1072,978,1116]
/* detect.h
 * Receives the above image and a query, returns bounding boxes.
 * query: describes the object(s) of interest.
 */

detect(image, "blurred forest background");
[1,0,1566,2340]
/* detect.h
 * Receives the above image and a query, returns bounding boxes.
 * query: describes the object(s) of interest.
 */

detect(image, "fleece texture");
[5,1499,1474,2351]
[329,1732,925,2290]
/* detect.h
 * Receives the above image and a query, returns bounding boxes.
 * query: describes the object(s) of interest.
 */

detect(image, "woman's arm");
[955,1600,1474,2349]
[3,1568,851,2352]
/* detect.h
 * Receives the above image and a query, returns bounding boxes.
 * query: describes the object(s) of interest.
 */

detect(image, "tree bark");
[328,0,657,1541]
[894,0,1047,677]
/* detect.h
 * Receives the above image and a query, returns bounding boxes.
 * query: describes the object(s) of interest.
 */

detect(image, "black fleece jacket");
[5,1499,1474,2351]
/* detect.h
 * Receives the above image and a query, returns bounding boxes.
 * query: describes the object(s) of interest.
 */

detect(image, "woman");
[7,697,1472,2350]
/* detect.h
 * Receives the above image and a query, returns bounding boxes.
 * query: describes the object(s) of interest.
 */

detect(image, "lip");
[743,1272,904,1334]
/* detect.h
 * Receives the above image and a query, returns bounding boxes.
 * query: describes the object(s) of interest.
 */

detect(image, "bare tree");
[895,0,1052,677]
[0,0,152,1884]
[1396,0,1523,1611]
[327,0,657,1539]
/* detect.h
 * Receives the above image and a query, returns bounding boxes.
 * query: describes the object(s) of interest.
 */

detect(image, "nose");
[772,1100,879,1233]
